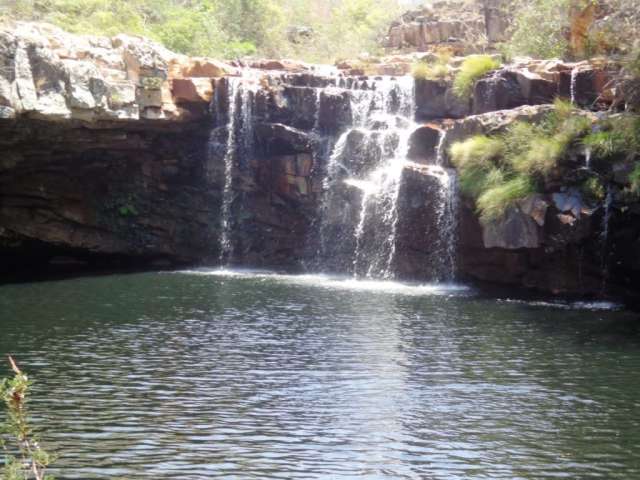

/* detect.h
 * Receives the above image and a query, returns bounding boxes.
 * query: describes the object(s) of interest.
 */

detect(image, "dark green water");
[1,269,640,479]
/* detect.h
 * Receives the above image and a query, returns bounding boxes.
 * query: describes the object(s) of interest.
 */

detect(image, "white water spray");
[217,72,259,264]
[570,67,578,105]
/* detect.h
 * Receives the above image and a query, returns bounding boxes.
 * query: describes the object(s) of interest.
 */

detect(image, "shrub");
[458,165,506,200]
[510,136,566,177]
[506,0,571,59]
[412,51,452,81]
[583,115,640,160]
[502,122,541,157]
[583,131,621,159]
[412,61,449,81]
[551,98,577,123]
[449,102,600,223]
[476,176,536,222]
[629,163,640,193]
[449,135,504,171]
[452,55,501,99]
[581,176,606,203]
[1,357,55,480]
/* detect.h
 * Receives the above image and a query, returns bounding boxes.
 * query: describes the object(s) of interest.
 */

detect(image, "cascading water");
[218,78,240,264]
[314,77,416,278]
[216,72,258,264]
[214,68,459,282]
[600,184,613,292]
[570,67,578,105]
[428,128,458,281]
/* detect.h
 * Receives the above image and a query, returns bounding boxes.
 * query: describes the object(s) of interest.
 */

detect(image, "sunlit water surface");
[1,269,639,479]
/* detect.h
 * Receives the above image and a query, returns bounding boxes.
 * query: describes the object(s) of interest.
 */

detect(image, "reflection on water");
[0,270,639,479]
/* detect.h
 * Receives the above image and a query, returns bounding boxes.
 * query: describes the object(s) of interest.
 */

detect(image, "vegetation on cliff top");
[507,0,640,60]
[452,55,501,98]
[450,100,593,222]
[1,0,403,62]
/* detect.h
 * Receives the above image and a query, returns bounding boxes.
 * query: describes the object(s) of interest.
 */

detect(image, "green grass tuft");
[412,61,449,81]
[412,52,452,81]
[581,177,606,204]
[449,135,504,171]
[452,55,501,99]
[476,176,537,222]
[629,162,640,193]
[510,136,567,176]
[552,97,575,122]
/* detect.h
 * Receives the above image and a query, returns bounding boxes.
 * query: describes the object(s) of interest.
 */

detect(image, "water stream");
[216,72,259,264]
[216,72,460,282]
[570,67,578,105]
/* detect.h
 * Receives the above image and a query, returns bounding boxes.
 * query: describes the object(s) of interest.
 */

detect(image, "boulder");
[250,59,309,73]
[171,78,214,104]
[415,78,448,120]
[407,124,443,162]
[317,87,352,135]
[168,57,236,78]
[482,206,542,249]
[473,71,525,115]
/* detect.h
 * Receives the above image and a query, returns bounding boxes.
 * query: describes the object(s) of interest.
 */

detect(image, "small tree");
[1,357,55,480]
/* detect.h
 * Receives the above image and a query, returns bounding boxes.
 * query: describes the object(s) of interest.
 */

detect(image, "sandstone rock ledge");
[0,22,236,123]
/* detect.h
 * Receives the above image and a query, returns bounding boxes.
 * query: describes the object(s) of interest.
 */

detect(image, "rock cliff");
[1,22,638,301]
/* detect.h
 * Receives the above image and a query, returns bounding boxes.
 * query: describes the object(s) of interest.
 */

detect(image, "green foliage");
[449,102,597,222]
[583,115,640,160]
[412,61,448,81]
[450,135,504,170]
[1,358,55,480]
[581,176,606,203]
[2,0,403,62]
[507,0,571,59]
[510,136,566,176]
[412,52,452,81]
[118,204,138,217]
[452,55,501,99]
[477,175,536,222]
[551,98,576,123]
[629,163,640,193]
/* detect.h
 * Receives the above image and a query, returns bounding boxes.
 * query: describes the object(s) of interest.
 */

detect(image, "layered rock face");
[415,57,617,121]
[384,0,510,52]
[0,23,242,276]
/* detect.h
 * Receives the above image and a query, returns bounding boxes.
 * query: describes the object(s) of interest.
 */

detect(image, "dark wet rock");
[407,124,442,162]
[482,206,542,249]
[317,88,352,135]
[473,71,526,115]
[414,78,471,120]
[255,123,317,155]
[394,165,450,279]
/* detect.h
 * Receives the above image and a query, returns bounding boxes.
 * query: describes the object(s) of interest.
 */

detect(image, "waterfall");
[217,72,258,264]
[312,87,322,134]
[431,128,458,281]
[434,169,458,281]
[352,124,413,279]
[600,185,613,292]
[213,69,459,282]
[585,147,592,169]
[218,78,240,264]
[435,129,447,166]
[570,67,578,105]
[313,77,416,278]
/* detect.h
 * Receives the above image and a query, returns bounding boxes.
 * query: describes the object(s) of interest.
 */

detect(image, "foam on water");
[498,298,623,311]
[175,268,471,296]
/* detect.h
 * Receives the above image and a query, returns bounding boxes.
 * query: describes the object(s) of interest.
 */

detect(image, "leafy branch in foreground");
[1,357,55,480]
